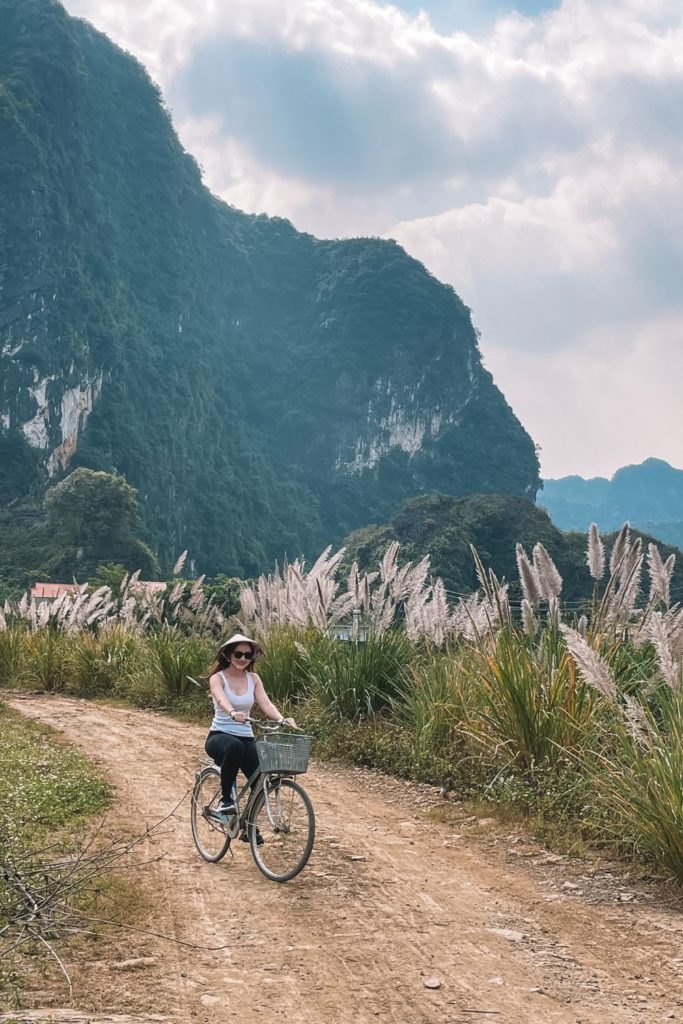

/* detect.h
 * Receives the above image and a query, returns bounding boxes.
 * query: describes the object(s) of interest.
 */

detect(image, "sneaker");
[240,828,264,846]
[217,798,237,816]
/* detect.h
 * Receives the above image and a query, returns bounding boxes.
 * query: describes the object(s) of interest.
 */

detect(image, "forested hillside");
[346,492,683,604]
[0,0,539,576]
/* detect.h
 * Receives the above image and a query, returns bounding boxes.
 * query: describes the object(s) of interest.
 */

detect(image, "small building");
[129,580,167,598]
[30,582,80,604]
[30,580,168,605]
[329,609,369,643]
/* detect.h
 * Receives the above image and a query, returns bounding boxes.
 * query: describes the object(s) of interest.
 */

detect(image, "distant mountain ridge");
[539,459,683,546]
[0,0,539,575]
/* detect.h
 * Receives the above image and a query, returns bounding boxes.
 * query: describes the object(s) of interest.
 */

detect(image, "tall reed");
[585,688,683,879]
[23,630,70,693]
[256,625,326,706]
[66,627,145,698]
[0,625,28,688]
[144,626,214,701]
[304,630,414,721]
[394,645,478,760]
[467,626,601,772]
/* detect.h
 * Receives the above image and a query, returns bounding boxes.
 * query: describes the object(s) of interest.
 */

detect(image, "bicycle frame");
[192,719,315,880]
[201,718,301,838]
[202,761,284,838]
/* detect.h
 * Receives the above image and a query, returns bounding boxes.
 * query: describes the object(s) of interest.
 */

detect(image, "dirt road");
[4,695,683,1024]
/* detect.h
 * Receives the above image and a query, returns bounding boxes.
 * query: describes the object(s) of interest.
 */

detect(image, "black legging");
[205,730,260,800]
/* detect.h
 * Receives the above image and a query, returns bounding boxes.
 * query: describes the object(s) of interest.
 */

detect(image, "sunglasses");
[231,650,253,660]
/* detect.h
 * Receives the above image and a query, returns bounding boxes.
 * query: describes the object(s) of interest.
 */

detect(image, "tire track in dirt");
[6,695,683,1024]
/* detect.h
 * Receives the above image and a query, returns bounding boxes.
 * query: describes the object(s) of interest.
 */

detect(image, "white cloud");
[62,0,683,479]
[65,0,199,81]
[486,314,683,478]
[391,145,683,346]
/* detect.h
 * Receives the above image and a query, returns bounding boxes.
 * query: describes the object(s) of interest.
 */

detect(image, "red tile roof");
[30,580,169,601]
[31,582,80,599]
[130,581,167,595]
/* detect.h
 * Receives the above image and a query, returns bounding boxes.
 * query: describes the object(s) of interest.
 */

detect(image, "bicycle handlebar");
[229,715,300,732]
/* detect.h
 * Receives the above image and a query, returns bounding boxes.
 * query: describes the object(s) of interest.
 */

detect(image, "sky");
[63,0,683,480]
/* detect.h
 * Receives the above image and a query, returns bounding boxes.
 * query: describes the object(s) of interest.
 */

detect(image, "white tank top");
[210,671,255,737]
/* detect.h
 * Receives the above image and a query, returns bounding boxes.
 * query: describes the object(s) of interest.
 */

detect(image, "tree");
[45,468,159,576]
[87,562,129,598]
[203,574,243,616]
[46,468,139,549]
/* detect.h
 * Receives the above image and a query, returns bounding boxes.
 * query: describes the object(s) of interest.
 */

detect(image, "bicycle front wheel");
[249,778,315,882]
[191,767,232,863]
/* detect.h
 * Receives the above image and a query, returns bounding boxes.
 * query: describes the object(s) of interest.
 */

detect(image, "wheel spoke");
[249,778,315,882]
[191,767,232,862]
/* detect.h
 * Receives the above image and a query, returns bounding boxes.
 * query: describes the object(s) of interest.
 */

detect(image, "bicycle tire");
[191,766,232,863]
[248,777,315,882]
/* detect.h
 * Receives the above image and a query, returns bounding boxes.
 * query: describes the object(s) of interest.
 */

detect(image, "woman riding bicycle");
[205,633,297,818]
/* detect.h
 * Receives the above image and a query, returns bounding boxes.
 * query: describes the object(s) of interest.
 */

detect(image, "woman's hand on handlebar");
[229,714,298,730]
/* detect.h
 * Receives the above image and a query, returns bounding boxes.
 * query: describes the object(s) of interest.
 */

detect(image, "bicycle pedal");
[207,807,231,822]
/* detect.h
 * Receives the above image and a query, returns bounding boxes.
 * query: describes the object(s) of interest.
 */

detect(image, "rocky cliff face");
[0,0,540,574]
[1,371,101,477]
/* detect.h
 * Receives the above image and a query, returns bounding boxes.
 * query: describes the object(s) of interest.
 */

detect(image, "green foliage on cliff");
[0,430,42,504]
[0,0,539,576]
[0,511,57,598]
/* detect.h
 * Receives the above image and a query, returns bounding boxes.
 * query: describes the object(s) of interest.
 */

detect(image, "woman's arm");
[209,673,236,717]
[253,674,297,727]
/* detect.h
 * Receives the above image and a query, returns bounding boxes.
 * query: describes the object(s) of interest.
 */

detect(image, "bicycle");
[190,719,315,882]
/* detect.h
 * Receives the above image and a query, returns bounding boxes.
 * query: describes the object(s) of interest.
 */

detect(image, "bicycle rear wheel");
[248,778,315,882]
[191,767,232,863]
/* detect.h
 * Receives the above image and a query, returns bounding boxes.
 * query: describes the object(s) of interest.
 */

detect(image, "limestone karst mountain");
[0,0,539,574]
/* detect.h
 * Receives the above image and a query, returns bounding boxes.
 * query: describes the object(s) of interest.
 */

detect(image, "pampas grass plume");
[516,544,541,607]
[560,624,617,699]
[532,543,563,601]
[172,550,188,576]
[587,523,605,581]
[647,543,674,608]
[609,523,630,575]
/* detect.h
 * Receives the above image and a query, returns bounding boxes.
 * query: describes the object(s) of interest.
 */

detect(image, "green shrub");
[299,697,484,792]
[144,626,214,702]
[23,629,70,693]
[256,625,322,706]
[66,626,145,697]
[585,689,683,879]
[467,626,601,772]
[304,630,414,721]
[0,625,28,688]
[113,662,167,708]
[394,645,478,758]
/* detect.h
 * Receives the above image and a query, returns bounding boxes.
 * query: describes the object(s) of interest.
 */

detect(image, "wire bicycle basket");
[256,732,311,774]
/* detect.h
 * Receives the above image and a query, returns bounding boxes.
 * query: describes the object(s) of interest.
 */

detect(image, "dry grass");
[0,704,158,1010]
